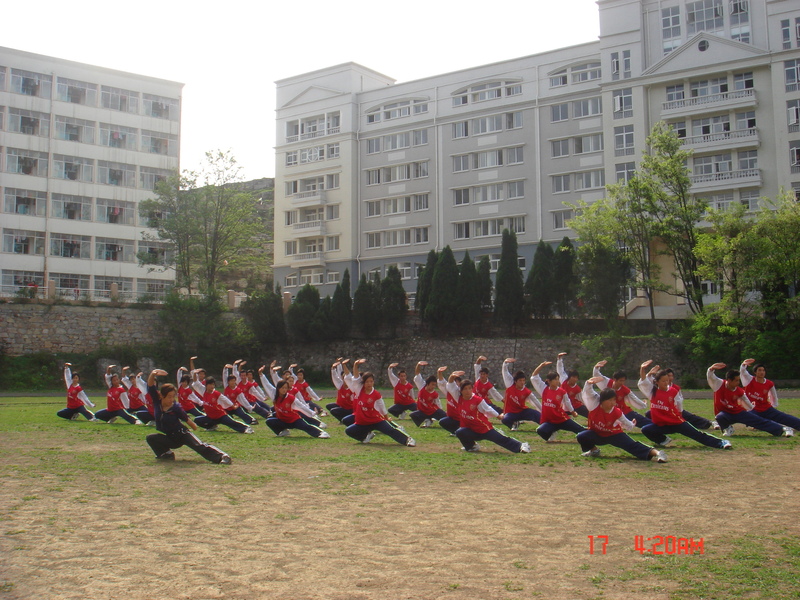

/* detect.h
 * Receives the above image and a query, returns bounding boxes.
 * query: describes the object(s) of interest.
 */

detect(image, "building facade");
[0,46,182,301]
[273,0,800,315]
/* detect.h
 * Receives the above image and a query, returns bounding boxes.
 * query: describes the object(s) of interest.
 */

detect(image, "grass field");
[1,394,799,600]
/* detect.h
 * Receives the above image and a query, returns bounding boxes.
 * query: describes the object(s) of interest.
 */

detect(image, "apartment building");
[273,0,800,315]
[0,46,182,301]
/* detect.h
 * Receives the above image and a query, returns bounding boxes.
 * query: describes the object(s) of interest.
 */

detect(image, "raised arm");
[739,359,755,387]
[582,377,603,411]
[592,361,610,389]
[501,359,515,389]
[707,363,726,392]
[63,363,73,389]
[387,363,399,388]
[259,365,276,401]
[556,353,568,384]
[413,361,428,391]
[331,362,344,390]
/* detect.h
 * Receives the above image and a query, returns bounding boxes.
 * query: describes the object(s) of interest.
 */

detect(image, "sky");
[3,0,601,180]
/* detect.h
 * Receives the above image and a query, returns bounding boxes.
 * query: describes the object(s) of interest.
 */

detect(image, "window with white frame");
[552,175,570,194]
[138,242,173,266]
[453,121,469,139]
[384,101,411,120]
[385,197,411,214]
[613,88,633,118]
[453,222,470,240]
[550,70,567,88]
[286,151,298,166]
[453,154,470,173]
[508,216,526,234]
[782,19,791,49]
[553,209,573,230]
[327,271,341,284]
[474,149,504,169]
[382,164,411,183]
[692,115,730,137]
[140,167,171,191]
[56,77,97,105]
[53,155,93,183]
[453,94,468,107]
[573,97,602,118]
[366,138,381,154]
[51,273,89,295]
[738,150,757,171]
[734,72,754,91]
[366,110,380,124]
[3,229,45,255]
[98,161,135,187]
[367,232,381,248]
[704,192,734,211]
[51,193,91,221]
[384,132,410,151]
[691,77,728,97]
[670,121,687,138]
[686,0,723,35]
[10,69,52,98]
[285,241,298,256]
[506,111,523,129]
[366,169,381,186]
[285,210,298,226]
[471,81,503,102]
[52,116,94,144]
[662,6,682,54]
[326,173,340,189]
[730,0,750,43]
[300,268,324,285]
[143,94,179,120]
[366,200,381,217]
[8,108,50,137]
[506,147,524,165]
[5,149,48,177]
[472,114,503,135]
[385,229,411,247]
[99,123,137,150]
[414,227,429,244]
[285,273,298,288]
[94,276,133,296]
[413,162,428,178]
[413,194,429,211]
[616,162,636,183]
[96,237,135,262]
[739,189,759,211]
[413,129,428,146]
[96,199,135,225]
[326,236,340,252]
[300,146,325,163]
[472,218,505,238]
[327,143,340,158]
[142,130,178,157]
[413,100,428,114]
[735,111,756,131]
[552,139,570,158]
[552,103,569,122]
[788,100,800,131]
[574,133,604,154]
[666,84,685,103]
[611,51,632,80]
[507,181,525,199]
[326,204,339,220]
[101,86,139,113]
[571,62,602,83]
[575,170,605,190]
[474,184,504,203]
[3,188,47,217]
[785,60,800,92]
[394,262,412,279]
[506,83,522,96]
[454,188,470,206]
[614,125,635,156]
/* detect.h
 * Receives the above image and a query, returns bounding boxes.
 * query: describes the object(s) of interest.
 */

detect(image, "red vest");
[67,384,84,409]
[294,380,311,402]
[445,391,459,419]
[202,390,227,419]
[607,380,633,413]
[106,386,127,411]
[559,381,583,408]
[458,393,493,434]
[540,387,570,424]
[127,385,145,410]
[393,381,415,405]
[336,384,354,410]
[178,385,197,412]
[744,379,774,412]
[503,386,531,414]
[714,384,746,414]
[354,388,385,425]
[417,387,440,415]
[649,387,684,426]
[588,405,624,437]
[274,392,301,423]
[474,379,494,400]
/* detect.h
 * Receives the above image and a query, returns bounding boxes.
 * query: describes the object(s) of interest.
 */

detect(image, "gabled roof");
[643,33,768,77]
[280,85,348,109]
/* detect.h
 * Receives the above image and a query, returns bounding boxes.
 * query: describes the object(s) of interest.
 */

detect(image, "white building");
[274,0,800,315]
[0,46,182,302]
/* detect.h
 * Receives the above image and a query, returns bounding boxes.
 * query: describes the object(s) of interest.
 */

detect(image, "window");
[553,210,573,230]
[143,94,179,120]
[381,164,410,183]
[550,70,567,88]
[704,192,735,211]
[326,236,340,252]
[413,162,429,178]
[414,227,429,244]
[366,110,380,124]
[616,162,636,183]
[738,150,757,171]
[413,100,428,114]
[299,146,325,163]
[472,114,503,134]
[454,188,470,206]
[694,153,732,177]
[614,125,635,156]
[690,77,728,97]
[324,173,339,190]
[3,189,47,216]
[413,194,429,211]
[739,189,759,211]
[140,167,171,191]
[138,242,172,266]
[506,147,524,165]
[142,130,178,157]
[285,274,298,288]
[285,241,298,256]
[785,60,800,92]
[666,84,684,103]
[326,204,340,220]
[671,121,687,138]
[385,229,411,247]
[506,111,523,129]
[508,216,526,234]
[51,273,90,297]
[53,155,93,182]
[300,268,324,285]
[574,133,604,154]
[53,116,95,144]
[506,83,522,96]
[8,108,50,137]
[385,197,411,214]
[472,219,505,238]
[612,50,632,79]
[51,194,91,221]
[384,101,410,120]
[413,129,428,146]
[507,181,525,199]
[733,72,754,91]
[99,123,137,150]
[286,151,298,166]
[98,161,136,187]
[327,143,340,159]
[366,169,381,186]
[49,233,90,259]
[366,138,381,154]
[471,81,502,102]
[453,154,470,173]
[453,94,468,107]
[96,238,135,262]
[552,139,570,158]
[573,97,602,118]
[454,222,470,240]
[692,115,730,137]
[735,111,756,131]
[571,62,601,83]
[94,276,134,298]
[327,271,341,284]
[367,232,381,249]
[789,100,800,131]
[96,199,135,225]
[366,200,381,217]
[10,69,52,98]
[453,121,469,138]
[730,0,750,43]
[474,149,503,169]
[474,184,504,203]
[5,149,48,177]
[551,103,569,122]
[613,88,633,118]
[56,77,97,105]
[552,175,570,194]
[285,210,298,226]
[575,170,605,190]
[686,0,723,35]
[101,86,139,113]
[782,19,792,49]
[662,6,682,54]
[384,132,410,151]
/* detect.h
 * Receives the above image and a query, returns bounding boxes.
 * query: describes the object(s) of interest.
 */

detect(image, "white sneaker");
[70,413,80,421]
[318,421,327,429]
[147,421,156,427]
[362,431,376,444]
[722,426,735,437]
[520,442,531,453]
[510,421,520,431]
[783,426,794,437]
[108,416,118,424]
[243,426,254,434]
[421,419,432,428]
[461,443,481,452]
[720,439,732,449]
[547,431,558,442]
[134,420,144,426]
[89,418,100,422]
[711,420,720,430]
[657,435,673,447]
[654,450,668,463]
[318,431,330,439]
[277,429,290,437]
[581,448,601,457]
[319,411,328,417]
[406,437,416,447]
[220,455,232,465]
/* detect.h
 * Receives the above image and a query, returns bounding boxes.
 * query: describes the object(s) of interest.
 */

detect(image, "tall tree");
[494,229,525,328]
[456,251,482,333]
[477,255,493,311]
[578,244,630,321]
[309,296,334,341]
[329,268,352,339]
[552,236,578,317]
[525,240,554,319]
[239,286,287,344]
[381,265,408,337]
[415,249,438,318]
[352,273,382,338]
[425,246,460,332]
[286,283,320,341]
[754,193,800,321]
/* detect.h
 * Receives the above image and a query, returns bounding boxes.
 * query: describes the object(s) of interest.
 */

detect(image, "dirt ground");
[1,431,798,600]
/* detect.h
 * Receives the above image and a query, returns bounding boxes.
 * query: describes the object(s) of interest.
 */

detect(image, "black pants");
[646,409,711,430]
[326,403,353,423]
[146,430,227,463]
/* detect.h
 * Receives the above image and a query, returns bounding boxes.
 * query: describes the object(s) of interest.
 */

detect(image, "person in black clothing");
[145,369,232,464]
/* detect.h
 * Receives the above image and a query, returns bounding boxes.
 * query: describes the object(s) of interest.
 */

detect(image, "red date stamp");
[588,535,705,555]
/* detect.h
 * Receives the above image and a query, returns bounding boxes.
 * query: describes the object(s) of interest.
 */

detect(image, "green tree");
[552,236,578,317]
[286,283,320,341]
[352,274,382,338]
[477,255,493,310]
[754,193,800,321]
[525,240,554,318]
[415,249,438,318]
[239,287,287,344]
[578,244,630,320]
[425,246,460,332]
[309,296,334,341]
[456,251,482,333]
[381,265,408,337]
[329,268,352,339]
[494,230,525,329]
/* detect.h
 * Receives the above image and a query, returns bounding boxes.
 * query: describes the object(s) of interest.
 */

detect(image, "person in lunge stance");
[57,363,97,422]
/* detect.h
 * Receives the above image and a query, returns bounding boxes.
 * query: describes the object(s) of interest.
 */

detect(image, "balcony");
[681,128,759,152]
[290,251,326,269]
[290,189,327,208]
[661,89,756,119]
[690,168,761,192]
[293,219,325,236]
[286,126,341,144]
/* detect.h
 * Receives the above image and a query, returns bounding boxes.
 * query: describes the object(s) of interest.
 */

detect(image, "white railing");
[293,251,323,262]
[681,128,757,146]
[690,168,759,184]
[294,220,324,231]
[663,88,754,111]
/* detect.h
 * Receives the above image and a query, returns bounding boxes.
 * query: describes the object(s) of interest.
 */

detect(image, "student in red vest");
[638,367,730,449]
[436,369,463,435]
[499,358,541,431]
[221,371,257,426]
[344,359,416,446]
[192,377,253,434]
[94,366,142,424]
[287,365,326,417]
[57,363,97,422]
[176,368,206,418]
[556,353,588,418]
[454,379,531,454]
[473,356,505,414]
[707,363,793,437]
[592,360,651,428]
[638,361,711,431]
[739,359,800,433]
[387,362,417,418]
[122,369,156,426]
[578,376,667,462]
[328,359,355,424]
[409,362,447,428]
[266,380,330,438]
[530,361,586,442]
[145,369,231,464]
